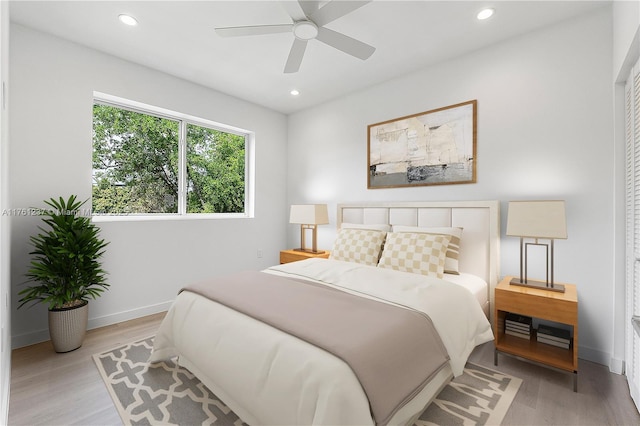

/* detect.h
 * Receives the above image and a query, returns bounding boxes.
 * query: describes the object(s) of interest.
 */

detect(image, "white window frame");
[92,92,255,222]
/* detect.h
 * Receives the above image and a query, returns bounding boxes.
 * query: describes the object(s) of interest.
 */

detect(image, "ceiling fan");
[215,1,375,73]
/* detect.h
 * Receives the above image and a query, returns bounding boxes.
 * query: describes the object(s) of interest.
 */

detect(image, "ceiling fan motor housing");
[293,20,319,40]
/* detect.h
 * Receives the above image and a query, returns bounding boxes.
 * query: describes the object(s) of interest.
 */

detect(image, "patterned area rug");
[94,337,521,425]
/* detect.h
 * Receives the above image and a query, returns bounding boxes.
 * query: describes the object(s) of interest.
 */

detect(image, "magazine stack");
[504,313,532,339]
[537,324,571,349]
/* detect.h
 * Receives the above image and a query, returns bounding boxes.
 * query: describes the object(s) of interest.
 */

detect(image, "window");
[92,94,252,218]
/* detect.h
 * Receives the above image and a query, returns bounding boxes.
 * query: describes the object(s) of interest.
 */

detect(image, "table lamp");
[289,204,329,254]
[506,200,567,292]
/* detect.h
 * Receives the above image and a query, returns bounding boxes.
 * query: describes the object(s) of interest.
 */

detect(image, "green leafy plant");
[18,195,110,310]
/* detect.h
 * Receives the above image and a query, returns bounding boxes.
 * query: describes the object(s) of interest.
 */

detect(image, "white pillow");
[341,222,392,232]
[330,228,387,266]
[392,225,462,275]
[378,232,451,278]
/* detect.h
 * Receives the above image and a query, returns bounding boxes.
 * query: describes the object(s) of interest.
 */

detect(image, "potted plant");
[18,195,109,352]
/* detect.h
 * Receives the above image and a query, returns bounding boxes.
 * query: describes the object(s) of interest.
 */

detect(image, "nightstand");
[494,276,578,391]
[279,249,330,264]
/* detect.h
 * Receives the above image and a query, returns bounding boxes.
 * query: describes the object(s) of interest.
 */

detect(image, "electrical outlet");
[257,249,263,258]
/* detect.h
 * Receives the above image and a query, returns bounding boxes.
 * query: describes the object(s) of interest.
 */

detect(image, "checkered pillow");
[392,226,463,274]
[378,232,451,278]
[330,228,387,266]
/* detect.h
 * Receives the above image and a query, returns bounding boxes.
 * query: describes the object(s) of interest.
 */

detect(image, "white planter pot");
[48,301,88,353]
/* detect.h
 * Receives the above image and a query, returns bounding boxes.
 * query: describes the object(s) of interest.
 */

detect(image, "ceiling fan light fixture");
[293,21,318,40]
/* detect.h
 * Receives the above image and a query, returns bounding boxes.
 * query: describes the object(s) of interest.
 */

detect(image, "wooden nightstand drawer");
[280,249,330,264]
[495,287,578,325]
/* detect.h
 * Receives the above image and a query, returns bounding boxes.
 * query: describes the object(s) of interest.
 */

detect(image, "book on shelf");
[536,333,570,344]
[505,321,531,332]
[504,312,532,336]
[506,325,530,335]
[505,313,532,326]
[505,329,531,339]
[537,335,570,349]
[537,324,571,344]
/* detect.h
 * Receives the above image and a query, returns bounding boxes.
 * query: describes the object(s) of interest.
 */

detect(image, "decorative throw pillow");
[340,222,392,232]
[330,228,387,266]
[392,225,462,275]
[378,232,451,278]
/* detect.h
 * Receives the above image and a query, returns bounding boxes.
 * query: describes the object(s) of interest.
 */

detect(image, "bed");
[150,200,500,425]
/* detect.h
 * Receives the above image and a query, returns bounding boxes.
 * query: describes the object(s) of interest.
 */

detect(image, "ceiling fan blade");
[298,0,321,17]
[311,1,371,27]
[284,38,308,73]
[215,24,292,37]
[316,27,375,60]
[280,1,307,21]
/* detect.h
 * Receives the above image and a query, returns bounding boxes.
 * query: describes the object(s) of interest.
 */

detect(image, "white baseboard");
[609,357,625,375]
[87,301,172,330]
[12,328,49,349]
[11,300,172,349]
[578,344,613,368]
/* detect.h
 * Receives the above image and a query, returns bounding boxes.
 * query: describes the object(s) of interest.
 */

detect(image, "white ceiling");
[10,1,609,114]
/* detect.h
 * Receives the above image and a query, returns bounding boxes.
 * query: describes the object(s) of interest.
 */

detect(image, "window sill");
[91,213,251,223]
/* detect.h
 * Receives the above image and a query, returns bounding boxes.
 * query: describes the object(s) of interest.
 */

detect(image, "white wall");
[288,8,614,365]
[0,0,10,422]
[9,24,288,347]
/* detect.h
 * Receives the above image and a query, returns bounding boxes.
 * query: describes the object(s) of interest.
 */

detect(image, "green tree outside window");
[92,104,246,215]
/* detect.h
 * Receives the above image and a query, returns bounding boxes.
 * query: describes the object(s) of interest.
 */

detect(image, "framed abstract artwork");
[367,100,477,189]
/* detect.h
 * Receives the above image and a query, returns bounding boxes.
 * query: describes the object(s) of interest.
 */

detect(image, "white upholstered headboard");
[337,200,500,316]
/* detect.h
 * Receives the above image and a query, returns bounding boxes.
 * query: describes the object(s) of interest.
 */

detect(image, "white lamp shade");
[506,200,567,239]
[289,204,329,225]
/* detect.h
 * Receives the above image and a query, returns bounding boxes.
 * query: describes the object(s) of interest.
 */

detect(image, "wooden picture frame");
[367,100,477,189]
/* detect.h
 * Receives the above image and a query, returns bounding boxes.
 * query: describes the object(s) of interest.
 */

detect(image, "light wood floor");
[468,342,640,425]
[9,312,165,426]
[8,312,640,425]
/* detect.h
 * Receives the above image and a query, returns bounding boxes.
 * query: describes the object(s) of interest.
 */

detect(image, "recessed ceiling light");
[290,90,300,96]
[477,8,495,20]
[118,14,138,26]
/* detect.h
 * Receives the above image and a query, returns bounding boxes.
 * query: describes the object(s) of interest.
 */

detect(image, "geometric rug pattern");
[416,362,522,425]
[94,337,521,426]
